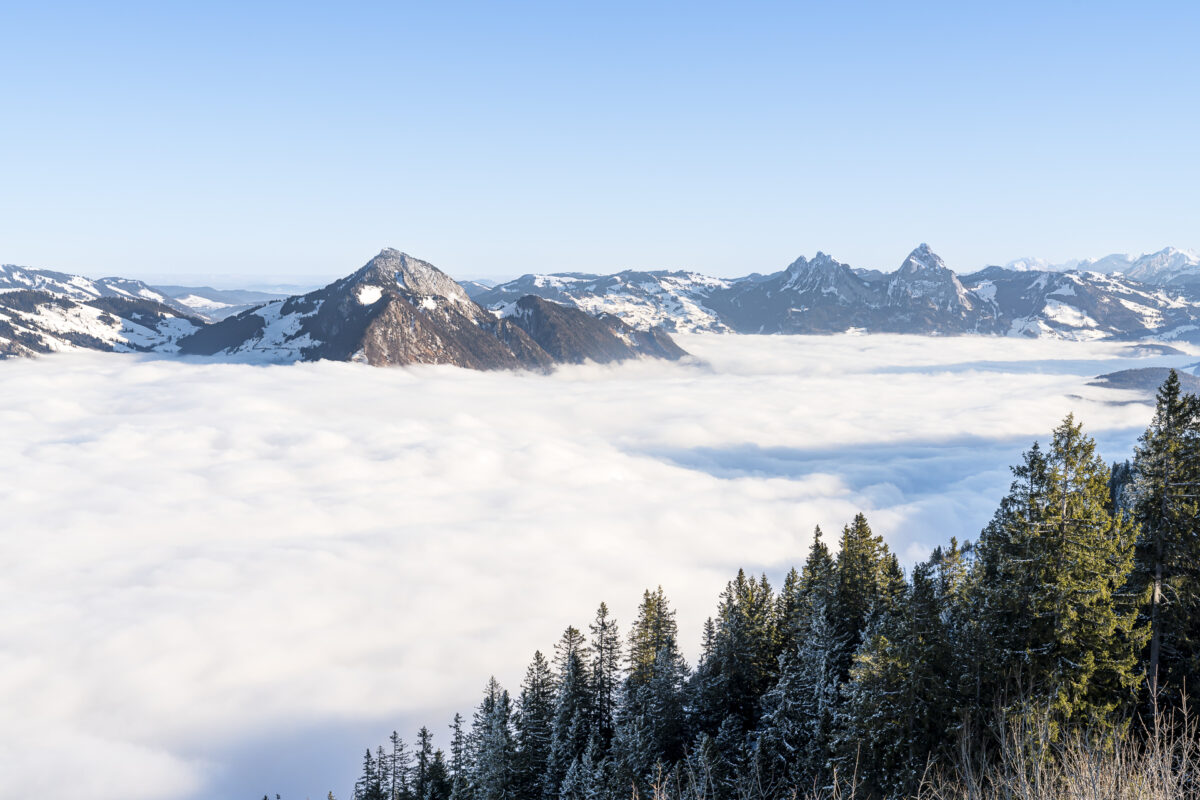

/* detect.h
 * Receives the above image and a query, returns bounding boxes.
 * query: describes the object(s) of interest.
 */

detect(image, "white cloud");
[0,334,1188,799]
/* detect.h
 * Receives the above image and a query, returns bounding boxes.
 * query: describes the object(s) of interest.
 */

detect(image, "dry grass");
[648,704,1200,800]
[921,705,1200,800]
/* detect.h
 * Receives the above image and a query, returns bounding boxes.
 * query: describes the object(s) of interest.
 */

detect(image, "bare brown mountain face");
[176,249,687,369]
[501,295,687,364]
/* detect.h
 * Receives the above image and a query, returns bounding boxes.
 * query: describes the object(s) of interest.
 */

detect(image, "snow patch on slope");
[356,285,384,305]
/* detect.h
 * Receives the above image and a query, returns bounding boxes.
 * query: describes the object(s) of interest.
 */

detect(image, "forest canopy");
[342,372,1200,800]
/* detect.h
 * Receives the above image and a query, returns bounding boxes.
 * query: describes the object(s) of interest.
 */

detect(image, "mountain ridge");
[173,249,686,369]
[7,244,1200,362]
[473,244,1200,341]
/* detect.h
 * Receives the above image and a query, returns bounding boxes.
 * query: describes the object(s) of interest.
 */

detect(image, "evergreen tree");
[800,526,837,603]
[557,735,608,800]
[427,751,452,800]
[875,551,907,619]
[355,748,385,800]
[695,570,779,735]
[544,627,592,798]
[588,603,621,754]
[472,677,516,800]
[688,616,726,738]
[750,529,843,797]
[616,589,688,796]
[449,714,471,800]
[830,513,889,682]
[971,416,1145,735]
[928,537,974,730]
[389,731,413,800]
[835,561,957,797]
[1109,459,1137,513]
[379,746,393,800]
[755,588,843,797]
[626,587,680,691]
[775,567,804,660]
[1131,370,1200,703]
[514,651,555,800]
[754,646,809,798]
[414,727,435,800]
[709,714,750,800]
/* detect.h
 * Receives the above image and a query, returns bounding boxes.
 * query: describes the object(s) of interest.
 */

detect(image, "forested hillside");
[336,372,1200,800]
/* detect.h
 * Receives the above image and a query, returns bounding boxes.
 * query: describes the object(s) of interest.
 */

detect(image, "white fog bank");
[0,334,1190,799]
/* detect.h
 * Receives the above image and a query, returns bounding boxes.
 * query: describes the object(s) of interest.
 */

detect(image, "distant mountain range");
[154,285,290,321]
[0,250,685,368]
[1002,247,1200,286]
[472,244,1200,341]
[4,244,1200,365]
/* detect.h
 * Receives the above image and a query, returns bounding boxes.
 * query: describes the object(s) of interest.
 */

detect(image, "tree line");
[342,371,1200,800]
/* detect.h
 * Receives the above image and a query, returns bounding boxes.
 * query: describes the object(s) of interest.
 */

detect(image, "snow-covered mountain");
[0,263,206,357]
[8,244,1200,360]
[177,249,687,368]
[476,270,734,333]
[153,285,289,321]
[1121,248,1200,287]
[960,268,1200,341]
[475,244,1200,341]
[0,263,196,315]
[1004,257,1062,272]
[998,248,1200,287]
[0,252,687,367]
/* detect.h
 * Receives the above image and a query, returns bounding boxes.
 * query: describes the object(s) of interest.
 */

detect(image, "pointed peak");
[899,243,948,274]
[368,247,421,266]
[785,251,842,273]
[353,249,472,304]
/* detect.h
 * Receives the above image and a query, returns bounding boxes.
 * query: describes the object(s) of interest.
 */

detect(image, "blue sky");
[2,2,1197,284]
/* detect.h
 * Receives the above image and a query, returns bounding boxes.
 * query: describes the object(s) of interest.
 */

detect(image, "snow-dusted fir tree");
[1131,370,1200,703]
[835,560,958,798]
[471,677,516,800]
[514,652,555,800]
[557,734,609,800]
[588,604,621,755]
[615,588,688,796]
[544,628,592,798]
[389,731,413,800]
[414,727,435,800]
[427,751,452,800]
[704,571,780,735]
[355,748,385,800]
[755,530,842,796]
[448,714,471,800]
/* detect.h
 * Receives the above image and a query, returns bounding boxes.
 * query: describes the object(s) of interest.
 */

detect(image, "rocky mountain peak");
[1122,247,1200,286]
[784,251,837,274]
[897,243,949,276]
[888,244,974,312]
[355,248,472,305]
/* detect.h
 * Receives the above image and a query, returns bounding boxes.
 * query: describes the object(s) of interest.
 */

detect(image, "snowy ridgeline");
[471,244,1200,341]
[6,244,1200,363]
[0,250,686,368]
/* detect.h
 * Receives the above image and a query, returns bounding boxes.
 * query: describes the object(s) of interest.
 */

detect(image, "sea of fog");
[1,333,1193,800]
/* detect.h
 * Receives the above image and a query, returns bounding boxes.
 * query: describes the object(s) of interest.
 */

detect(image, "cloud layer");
[0,334,1188,799]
